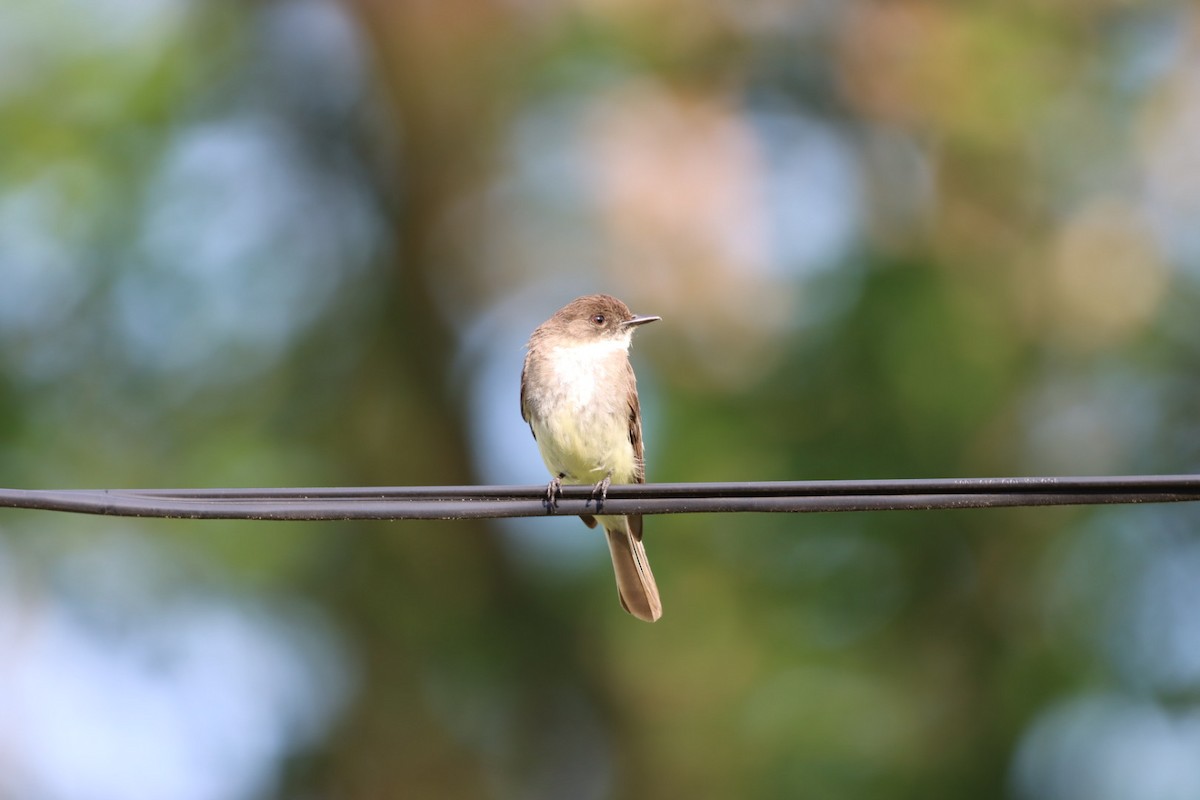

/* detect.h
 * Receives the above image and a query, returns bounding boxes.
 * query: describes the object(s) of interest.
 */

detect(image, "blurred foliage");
[3,0,1200,798]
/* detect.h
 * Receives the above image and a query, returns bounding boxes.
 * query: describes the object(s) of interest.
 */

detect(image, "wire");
[0,475,1198,521]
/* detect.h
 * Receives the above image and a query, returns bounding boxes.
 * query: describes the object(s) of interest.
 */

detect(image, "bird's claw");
[589,475,611,512]
[543,476,563,512]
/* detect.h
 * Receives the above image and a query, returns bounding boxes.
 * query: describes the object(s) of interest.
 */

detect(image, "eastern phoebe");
[521,294,663,622]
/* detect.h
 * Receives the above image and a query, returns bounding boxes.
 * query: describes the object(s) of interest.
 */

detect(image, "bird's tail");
[604,522,662,622]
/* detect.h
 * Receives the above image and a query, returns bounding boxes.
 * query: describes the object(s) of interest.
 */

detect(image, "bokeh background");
[3,0,1200,797]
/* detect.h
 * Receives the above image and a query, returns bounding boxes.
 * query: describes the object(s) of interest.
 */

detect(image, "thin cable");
[0,475,1198,521]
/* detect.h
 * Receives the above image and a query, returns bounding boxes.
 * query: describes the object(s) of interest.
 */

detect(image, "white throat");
[555,333,632,360]
[546,333,631,403]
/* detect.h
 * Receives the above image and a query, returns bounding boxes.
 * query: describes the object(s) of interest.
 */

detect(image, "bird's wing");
[519,352,533,430]
[627,359,645,541]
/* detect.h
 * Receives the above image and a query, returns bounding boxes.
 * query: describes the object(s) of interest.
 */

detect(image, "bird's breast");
[525,342,636,483]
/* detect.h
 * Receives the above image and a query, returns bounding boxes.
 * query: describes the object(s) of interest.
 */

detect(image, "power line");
[0,475,1198,521]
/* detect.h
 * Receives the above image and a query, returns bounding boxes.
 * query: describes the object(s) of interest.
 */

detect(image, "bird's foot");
[543,475,564,512]
[589,475,612,512]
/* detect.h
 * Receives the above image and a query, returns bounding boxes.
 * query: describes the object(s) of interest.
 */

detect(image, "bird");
[520,294,663,622]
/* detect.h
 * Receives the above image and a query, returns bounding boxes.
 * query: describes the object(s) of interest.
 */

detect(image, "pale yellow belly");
[531,407,637,486]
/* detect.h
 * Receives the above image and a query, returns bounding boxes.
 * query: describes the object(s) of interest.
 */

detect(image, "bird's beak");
[622,314,661,328]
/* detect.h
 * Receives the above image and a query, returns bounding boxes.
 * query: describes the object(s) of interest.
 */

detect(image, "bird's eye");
[591,314,605,325]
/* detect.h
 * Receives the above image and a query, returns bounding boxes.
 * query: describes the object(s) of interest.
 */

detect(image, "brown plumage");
[521,294,662,621]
